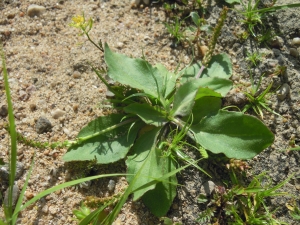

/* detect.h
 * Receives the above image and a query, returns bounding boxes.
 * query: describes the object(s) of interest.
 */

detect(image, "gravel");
[35,116,52,134]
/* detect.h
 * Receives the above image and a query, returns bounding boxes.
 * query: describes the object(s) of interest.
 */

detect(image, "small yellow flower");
[70,15,85,28]
[70,14,94,36]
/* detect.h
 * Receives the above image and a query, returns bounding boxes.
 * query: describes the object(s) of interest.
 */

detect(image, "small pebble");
[51,109,65,119]
[27,4,46,17]
[43,150,50,156]
[42,205,49,214]
[19,90,29,101]
[296,127,300,138]
[231,75,240,82]
[200,181,215,196]
[172,203,179,210]
[291,37,300,46]
[15,112,25,120]
[197,45,209,58]
[107,179,116,192]
[277,83,290,101]
[290,48,299,58]
[0,105,8,117]
[29,103,37,111]
[48,206,57,215]
[7,13,15,19]
[72,71,81,79]
[72,104,79,112]
[35,117,52,134]
[105,90,115,98]
[116,42,124,49]
[4,183,19,207]
[131,0,141,6]
[225,92,247,105]
[26,85,36,93]
[0,162,24,183]
[63,128,70,136]
[131,0,150,7]
[25,191,34,200]
[80,180,91,189]
[269,36,284,48]
[15,162,24,180]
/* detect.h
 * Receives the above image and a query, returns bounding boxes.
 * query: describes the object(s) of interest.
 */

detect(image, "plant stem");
[195,65,206,79]
[1,42,17,223]
[84,31,104,52]
[171,117,195,141]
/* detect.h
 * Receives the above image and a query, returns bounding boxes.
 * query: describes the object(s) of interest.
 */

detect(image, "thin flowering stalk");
[70,14,104,52]
[195,7,228,78]
[8,118,137,150]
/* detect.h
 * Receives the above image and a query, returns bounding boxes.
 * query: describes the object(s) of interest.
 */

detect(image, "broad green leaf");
[105,160,193,225]
[171,79,202,117]
[155,63,176,97]
[124,103,168,127]
[160,217,173,225]
[63,114,140,163]
[126,127,163,200]
[196,77,232,96]
[190,12,201,27]
[142,155,177,216]
[225,0,241,4]
[178,54,232,84]
[191,110,274,159]
[202,54,232,79]
[195,87,222,99]
[187,96,221,124]
[104,44,164,99]
[200,24,213,34]
[183,88,222,124]
[178,61,202,82]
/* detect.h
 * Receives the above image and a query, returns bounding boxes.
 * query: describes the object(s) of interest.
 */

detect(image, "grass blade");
[253,3,300,14]
[12,173,130,218]
[11,153,35,224]
[78,199,115,225]
[1,41,18,223]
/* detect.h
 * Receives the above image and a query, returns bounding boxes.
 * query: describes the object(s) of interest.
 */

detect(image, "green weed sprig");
[69,14,104,52]
[242,74,280,119]
[16,132,72,149]
[5,117,137,150]
[202,7,228,67]
[1,41,17,224]
[3,124,74,149]
[237,1,300,38]
[197,171,293,224]
[195,6,228,78]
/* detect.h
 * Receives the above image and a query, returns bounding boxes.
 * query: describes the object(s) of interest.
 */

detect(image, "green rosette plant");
[61,41,274,219]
